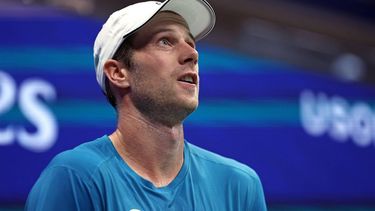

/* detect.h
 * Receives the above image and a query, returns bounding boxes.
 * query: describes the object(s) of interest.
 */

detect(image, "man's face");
[126,12,199,126]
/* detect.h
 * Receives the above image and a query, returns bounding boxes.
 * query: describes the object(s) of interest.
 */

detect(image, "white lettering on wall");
[0,71,16,145]
[300,89,375,148]
[0,71,58,152]
[18,79,58,152]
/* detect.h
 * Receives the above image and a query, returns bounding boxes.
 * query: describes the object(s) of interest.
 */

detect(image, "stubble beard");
[129,65,198,127]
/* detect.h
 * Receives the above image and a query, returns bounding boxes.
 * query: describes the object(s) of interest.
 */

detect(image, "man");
[26,0,267,210]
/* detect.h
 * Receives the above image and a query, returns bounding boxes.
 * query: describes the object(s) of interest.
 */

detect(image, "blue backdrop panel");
[0,6,375,204]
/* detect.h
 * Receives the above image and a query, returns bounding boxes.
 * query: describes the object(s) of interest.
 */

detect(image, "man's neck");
[109,110,185,188]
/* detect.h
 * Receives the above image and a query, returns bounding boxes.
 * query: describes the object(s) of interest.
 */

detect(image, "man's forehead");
[151,11,190,31]
[138,11,193,39]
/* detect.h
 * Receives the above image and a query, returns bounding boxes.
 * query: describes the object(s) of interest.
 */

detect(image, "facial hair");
[129,63,198,127]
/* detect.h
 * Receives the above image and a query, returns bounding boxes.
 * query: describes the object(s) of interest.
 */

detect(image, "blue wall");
[1,6,375,205]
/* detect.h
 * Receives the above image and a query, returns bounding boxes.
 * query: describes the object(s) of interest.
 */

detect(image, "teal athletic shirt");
[26,135,267,211]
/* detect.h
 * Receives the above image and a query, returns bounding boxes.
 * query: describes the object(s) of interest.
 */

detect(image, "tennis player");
[26,0,267,210]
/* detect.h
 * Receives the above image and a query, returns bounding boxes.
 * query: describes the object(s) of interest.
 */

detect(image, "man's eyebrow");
[153,28,196,43]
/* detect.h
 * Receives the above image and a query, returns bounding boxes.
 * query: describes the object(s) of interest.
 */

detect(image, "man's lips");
[177,72,198,85]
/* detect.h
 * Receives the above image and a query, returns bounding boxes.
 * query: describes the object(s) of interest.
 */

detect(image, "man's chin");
[183,100,198,114]
[170,101,198,122]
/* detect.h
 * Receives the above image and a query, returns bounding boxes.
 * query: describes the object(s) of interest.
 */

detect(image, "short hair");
[104,34,136,109]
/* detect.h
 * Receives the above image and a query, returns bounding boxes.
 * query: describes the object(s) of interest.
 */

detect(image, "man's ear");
[103,59,130,89]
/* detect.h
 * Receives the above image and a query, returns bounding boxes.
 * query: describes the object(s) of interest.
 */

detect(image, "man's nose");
[179,42,198,66]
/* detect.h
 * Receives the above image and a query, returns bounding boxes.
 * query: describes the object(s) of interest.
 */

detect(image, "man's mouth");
[178,73,197,85]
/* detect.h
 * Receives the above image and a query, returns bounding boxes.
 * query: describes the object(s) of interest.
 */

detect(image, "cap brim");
[161,0,215,41]
[123,0,216,41]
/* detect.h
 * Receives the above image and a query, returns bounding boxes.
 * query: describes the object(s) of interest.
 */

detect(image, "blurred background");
[0,0,374,210]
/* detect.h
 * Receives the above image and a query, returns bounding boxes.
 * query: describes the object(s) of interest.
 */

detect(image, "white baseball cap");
[93,0,216,93]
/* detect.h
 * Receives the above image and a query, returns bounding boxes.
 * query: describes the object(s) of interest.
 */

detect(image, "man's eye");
[159,38,170,46]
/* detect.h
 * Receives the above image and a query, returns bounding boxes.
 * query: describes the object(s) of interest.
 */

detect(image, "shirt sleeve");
[25,166,97,211]
[249,173,267,211]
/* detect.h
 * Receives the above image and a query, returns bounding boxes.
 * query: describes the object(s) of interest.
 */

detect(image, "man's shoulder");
[187,142,260,182]
[46,135,113,176]
[186,143,267,210]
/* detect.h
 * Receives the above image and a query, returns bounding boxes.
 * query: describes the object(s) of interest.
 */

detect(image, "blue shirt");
[26,136,267,210]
